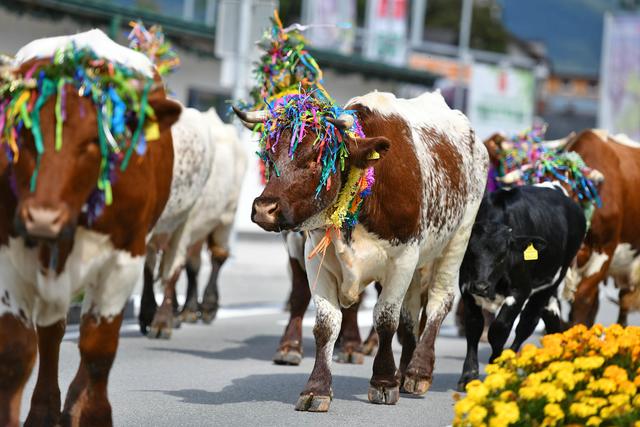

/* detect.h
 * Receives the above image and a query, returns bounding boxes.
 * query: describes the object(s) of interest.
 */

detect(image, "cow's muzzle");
[17,202,73,241]
[469,281,494,298]
[252,197,282,232]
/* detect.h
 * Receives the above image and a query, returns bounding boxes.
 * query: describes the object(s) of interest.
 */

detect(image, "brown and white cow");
[0,30,181,426]
[561,130,640,325]
[235,90,488,411]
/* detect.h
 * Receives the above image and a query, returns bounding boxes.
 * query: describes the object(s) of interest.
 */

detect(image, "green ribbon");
[29,78,56,192]
[121,79,152,171]
[55,79,65,151]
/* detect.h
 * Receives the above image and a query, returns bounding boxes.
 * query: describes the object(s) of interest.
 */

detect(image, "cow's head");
[462,221,547,298]
[234,103,389,232]
[5,57,180,246]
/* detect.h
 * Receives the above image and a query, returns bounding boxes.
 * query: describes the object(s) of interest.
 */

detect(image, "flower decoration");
[454,324,640,427]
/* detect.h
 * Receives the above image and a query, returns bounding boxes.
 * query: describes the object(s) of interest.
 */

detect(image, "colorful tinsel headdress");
[244,12,374,250]
[0,42,159,222]
[489,124,602,223]
[128,21,180,77]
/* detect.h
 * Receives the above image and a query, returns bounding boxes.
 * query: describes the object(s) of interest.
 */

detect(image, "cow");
[457,185,586,391]
[139,107,247,338]
[274,231,381,365]
[0,30,181,426]
[562,130,640,326]
[234,90,488,411]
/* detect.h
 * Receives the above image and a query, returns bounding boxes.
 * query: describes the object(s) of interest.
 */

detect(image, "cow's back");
[347,91,488,251]
[491,186,586,279]
[153,106,215,235]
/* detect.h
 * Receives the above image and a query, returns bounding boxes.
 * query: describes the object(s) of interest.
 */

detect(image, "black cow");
[457,185,586,390]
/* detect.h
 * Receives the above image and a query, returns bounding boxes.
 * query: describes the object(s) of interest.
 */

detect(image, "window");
[102,0,216,26]
[187,88,233,123]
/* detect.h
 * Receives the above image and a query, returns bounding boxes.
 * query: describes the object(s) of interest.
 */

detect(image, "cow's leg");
[454,298,465,337]
[179,243,203,324]
[362,282,381,356]
[274,256,310,366]
[404,222,471,396]
[487,293,527,363]
[148,270,180,339]
[62,313,123,427]
[200,244,227,324]
[138,259,157,335]
[617,287,631,327]
[0,313,37,427]
[456,293,485,391]
[335,295,364,365]
[368,250,418,405]
[398,273,421,392]
[63,252,142,427]
[510,286,561,351]
[24,320,66,427]
[294,273,340,412]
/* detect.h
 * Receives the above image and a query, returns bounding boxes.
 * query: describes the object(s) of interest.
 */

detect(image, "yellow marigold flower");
[548,361,574,374]
[582,397,608,409]
[569,402,598,418]
[608,393,630,407]
[466,382,489,403]
[555,369,576,390]
[601,342,619,358]
[518,386,538,400]
[633,394,640,408]
[540,383,566,403]
[634,421,640,427]
[499,390,516,401]
[468,405,488,424]
[588,378,617,395]
[586,416,602,426]
[491,401,519,425]
[603,365,628,383]
[454,397,475,415]
[618,380,637,396]
[544,403,564,420]
[495,349,516,363]
[484,374,507,392]
[606,323,624,337]
[574,356,605,371]
[591,324,604,336]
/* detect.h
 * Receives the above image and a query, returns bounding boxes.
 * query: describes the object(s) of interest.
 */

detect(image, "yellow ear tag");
[367,150,380,160]
[144,121,160,141]
[524,244,538,261]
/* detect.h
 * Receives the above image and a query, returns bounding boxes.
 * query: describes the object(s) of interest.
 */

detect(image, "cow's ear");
[512,235,547,252]
[348,136,391,169]
[148,98,183,132]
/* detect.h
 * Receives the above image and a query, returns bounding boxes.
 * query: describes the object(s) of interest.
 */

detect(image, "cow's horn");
[326,113,354,130]
[232,106,269,123]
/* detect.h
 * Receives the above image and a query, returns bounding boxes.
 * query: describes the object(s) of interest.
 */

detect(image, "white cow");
[140,107,247,338]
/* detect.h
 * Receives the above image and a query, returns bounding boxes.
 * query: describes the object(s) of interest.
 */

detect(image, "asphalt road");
[20,234,639,426]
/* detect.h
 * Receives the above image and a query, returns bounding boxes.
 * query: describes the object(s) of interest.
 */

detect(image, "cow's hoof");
[179,309,199,324]
[368,385,400,405]
[294,394,332,412]
[148,322,172,340]
[273,349,302,366]
[457,371,479,392]
[402,374,431,395]
[200,308,218,324]
[335,349,365,364]
[172,314,182,329]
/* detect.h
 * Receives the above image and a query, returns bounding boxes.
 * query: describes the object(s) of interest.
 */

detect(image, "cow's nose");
[23,206,67,239]
[252,198,280,231]
[471,281,491,296]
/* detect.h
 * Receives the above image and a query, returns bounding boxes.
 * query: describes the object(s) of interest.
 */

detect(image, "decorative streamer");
[243,11,375,258]
[490,124,602,225]
[128,21,180,76]
[0,42,158,222]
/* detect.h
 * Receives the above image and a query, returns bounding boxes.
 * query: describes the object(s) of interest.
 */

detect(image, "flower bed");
[453,324,640,427]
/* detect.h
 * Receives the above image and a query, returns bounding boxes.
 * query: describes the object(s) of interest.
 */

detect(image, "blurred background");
[0,0,637,233]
